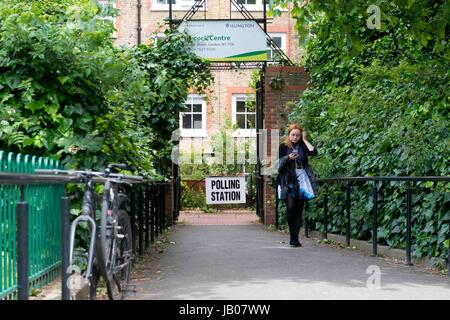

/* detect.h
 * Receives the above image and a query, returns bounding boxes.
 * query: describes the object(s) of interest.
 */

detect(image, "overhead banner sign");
[206,176,246,204]
[178,20,267,62]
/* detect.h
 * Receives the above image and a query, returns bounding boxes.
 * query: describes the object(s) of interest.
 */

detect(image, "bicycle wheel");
[99,209,133,300]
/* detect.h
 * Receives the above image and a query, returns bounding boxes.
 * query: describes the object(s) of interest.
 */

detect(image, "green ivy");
[269,0,450,263]
[0,0,212,180]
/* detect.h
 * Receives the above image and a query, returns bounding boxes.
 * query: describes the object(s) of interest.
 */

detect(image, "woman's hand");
[301,129,316,153]
[288,150,299,160]
[301,129,307,141]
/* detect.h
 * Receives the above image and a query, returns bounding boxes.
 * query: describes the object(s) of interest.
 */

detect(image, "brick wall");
[262,66,308,225]
[113,1,302,156]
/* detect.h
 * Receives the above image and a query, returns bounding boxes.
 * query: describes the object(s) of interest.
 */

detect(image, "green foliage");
[272,0,450,262]
[179,117,256,178]
[0,0,212,180]
[130,30,214,177]
[293,61,449,260]
[270,0,449,65]
[277,199,288,230]
[180,181,216,213]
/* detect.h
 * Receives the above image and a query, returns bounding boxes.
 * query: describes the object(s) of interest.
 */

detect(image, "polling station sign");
[177,20,267,61]
[206,176,246,204]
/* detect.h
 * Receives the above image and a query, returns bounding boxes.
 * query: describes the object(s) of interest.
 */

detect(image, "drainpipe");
[137,0,142,45]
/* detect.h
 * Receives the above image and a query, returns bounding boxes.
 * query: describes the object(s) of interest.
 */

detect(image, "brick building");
[102,0,301,167]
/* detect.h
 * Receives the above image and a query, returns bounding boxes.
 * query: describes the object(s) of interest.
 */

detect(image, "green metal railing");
[0,151,64,299]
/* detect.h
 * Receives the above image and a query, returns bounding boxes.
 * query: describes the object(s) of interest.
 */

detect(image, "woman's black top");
[279,141,317,169]
[277,141,318,199]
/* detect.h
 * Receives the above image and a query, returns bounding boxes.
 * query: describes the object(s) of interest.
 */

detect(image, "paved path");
[128,213,450,300]
[177,210,259,225]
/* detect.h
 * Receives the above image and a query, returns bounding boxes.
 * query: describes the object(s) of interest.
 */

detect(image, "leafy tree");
[0,0,212,180]
[269,0,450,263]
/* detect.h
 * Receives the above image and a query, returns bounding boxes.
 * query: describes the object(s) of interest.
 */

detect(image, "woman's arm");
[277,144,290,171]
[302,130,318,156]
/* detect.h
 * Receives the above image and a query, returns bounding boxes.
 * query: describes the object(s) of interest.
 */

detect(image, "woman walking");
[277,123,318,247]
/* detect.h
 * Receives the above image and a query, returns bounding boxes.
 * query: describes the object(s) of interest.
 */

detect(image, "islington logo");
[225,22,255,28]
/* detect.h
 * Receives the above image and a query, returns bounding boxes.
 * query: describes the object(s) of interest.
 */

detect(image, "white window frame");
[231,0,288,12]
[180,94,207,137]
[97,0,117,39]
[232,94,256,138]
[152,0,208,11]
[150,32,166,46]
[267,32,287,63]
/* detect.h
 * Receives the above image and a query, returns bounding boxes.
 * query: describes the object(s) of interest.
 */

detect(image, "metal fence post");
[406,182,413,266]
[145,186,150,249]
[371,183,378,257]
[130,186,136,254]
[323,194,328,240]
[138,186,144,256]
[61,195,70,300]
[150,186,155,243]
[275,187,279,230]
[155,187,159,238]
[448,217,450,277]
[159,185,164,233]
[162,184,167,230]
[345,183,351,247]
[17,185,29,300]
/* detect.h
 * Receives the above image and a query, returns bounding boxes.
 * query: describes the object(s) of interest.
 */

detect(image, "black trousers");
[285,195,305,235]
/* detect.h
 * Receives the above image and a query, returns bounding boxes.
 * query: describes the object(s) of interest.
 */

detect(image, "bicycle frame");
[68,178,99,283]
[35,167,142,299]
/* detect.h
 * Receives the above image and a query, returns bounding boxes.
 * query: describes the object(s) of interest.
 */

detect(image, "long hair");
[284,123,303,148]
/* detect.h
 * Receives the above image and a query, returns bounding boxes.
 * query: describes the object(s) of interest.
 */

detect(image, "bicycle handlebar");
[34,169,143,184]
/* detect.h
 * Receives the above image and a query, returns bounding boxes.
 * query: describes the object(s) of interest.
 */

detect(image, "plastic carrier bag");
[295,168,316,200]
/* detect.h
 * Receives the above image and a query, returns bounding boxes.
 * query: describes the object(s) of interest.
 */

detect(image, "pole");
[61,195,70,300]
[169,0,173,28]
[406,183,412,265]
[137,0,142,45]
[323,194,328,240]
[17,185,29,300]
[371,183,378,257]
[345,183,351,247]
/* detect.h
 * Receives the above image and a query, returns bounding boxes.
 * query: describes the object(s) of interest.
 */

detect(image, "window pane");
[237,114,246,129]
[272,36,282,48]
[245,100,255,111]
[247,114,256,129]
[182,114,192,129]
[183,103,191,111]
[247,0,256,4]
[192,103,202,113]
[193,114,202,129]
[236,100,246,112]
[157,0,176,4]
[237,0,245,3]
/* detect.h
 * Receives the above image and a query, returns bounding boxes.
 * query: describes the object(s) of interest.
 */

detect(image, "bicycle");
[36,164,143,300]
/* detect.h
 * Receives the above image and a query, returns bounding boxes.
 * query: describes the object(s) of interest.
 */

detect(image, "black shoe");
[289,240,302,247]
[289,233,302,247]
[289,241,299,247]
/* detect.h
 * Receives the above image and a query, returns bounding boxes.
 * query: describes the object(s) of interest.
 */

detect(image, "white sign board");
[206,176,246,204]
[178,20,267,61]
